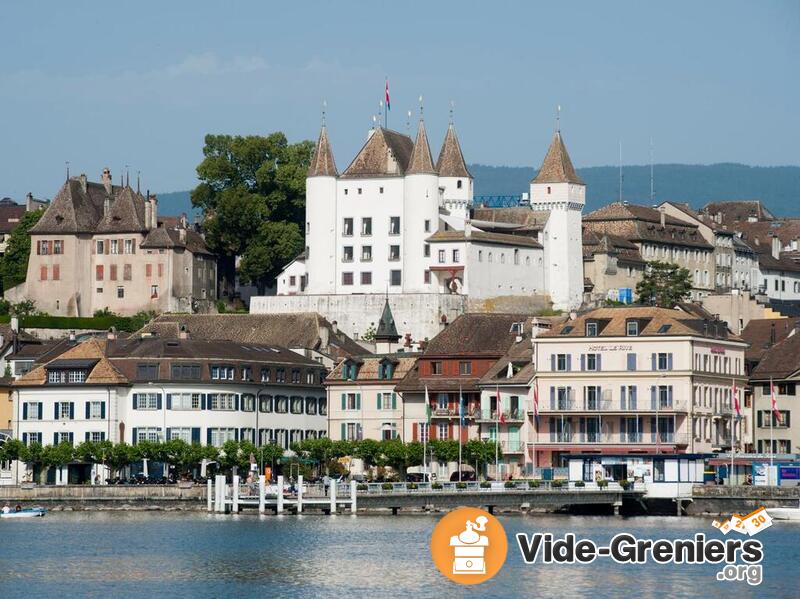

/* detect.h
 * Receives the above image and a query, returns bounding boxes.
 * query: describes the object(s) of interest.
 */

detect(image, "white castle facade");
[252,115,585,342]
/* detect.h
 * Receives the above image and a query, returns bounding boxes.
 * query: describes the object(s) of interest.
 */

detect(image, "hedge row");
[0,314,142,332]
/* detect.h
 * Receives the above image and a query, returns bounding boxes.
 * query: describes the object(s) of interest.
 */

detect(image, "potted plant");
[574,480,585,487]
[381,482,393,491]
[504,481,516,489]
[357,483,368,491]
[528,480,540,488]
[408,482,419,490]
[551,480,564,488]
[432,482,443,489]
[619,479,632,490]
[456,482,467,489]
[480,481,491,489]
[597,479,609,489]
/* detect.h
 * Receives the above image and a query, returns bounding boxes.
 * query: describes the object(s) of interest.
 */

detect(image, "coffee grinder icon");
[449,515,489,575]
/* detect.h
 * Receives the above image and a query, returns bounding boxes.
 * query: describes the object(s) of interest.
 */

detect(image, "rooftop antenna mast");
[556,104,561,133]
[419,95,424,119]
[137,170,141,194]
[618,141,623,204]
[65,161,70,180]
[378,99,384,129]
[449,100,455,125]
[650,137,655,203]
[322,99,327,127]
[406,110,411,134]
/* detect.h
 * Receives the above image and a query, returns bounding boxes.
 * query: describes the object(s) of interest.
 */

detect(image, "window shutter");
[580,355,585,371]
[627,353,636,371]
[667,353,673,370]
[54,432,59,445]
[356,393,361,410]
[651,353,657,370]
[22,403,28,420]
[201,394,206,410]
[651,387,657,410]
[69,402,74,419]
[650,417,656,443]
[620,386,626,410]
[132,394,138,410]
[85,402,91,419]
[207,429,212,445]
[377,394,382,410]
[166,394,172,410]
[166,428,172,441]
[132,428,138,445]
[392,393,397,409]
[631,386,637,407]
[341,393,346,410]
[234,395,240,411]
[412,422,418,441]
[101,402,106,419]
[550,354,555,370]
[579,417,586,436]
[340,422,346,440]
[550,387,555,410]
[448,422,454,441]
[54,402,59,420]
[668,386,673,405]
[757,411,763,427]
[22,433,28,445]
[191,428,200,444]
[597,355,602,371]
[566,355,572,371]
[429,424,437,440]
[85,432,90,442]
[101,432,106,441]
[37,403,43,420]
[156,394,163,410]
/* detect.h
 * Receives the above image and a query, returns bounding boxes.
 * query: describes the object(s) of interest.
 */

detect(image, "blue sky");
[0,1,797,199]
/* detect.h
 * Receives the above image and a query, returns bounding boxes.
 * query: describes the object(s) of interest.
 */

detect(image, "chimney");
[658,206,666,228]
[319,324,329,349]
[404,332,412,347]
[716,211,722,224]
[770,322,776,346]
[101,168,112,195]
[569,311,577,320]
[771,236,780,260]
[104,197,111,217]
[144,198,152,229]
[331,320,338,335]
[464,220,472,238]
[179,325,189,340]
[107,326,117,341]
[179,228,186,243]
[25,192,33,211]
[149,195,158,229]
[79,173,87,194]
[10,316,18,333]
[68,330,76,344]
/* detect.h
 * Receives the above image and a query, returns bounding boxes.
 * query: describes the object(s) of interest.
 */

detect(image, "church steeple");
[436,123,471,178]
[531,131,583,185]
[308,126,338,178]
[375,298,400,343]
[406,119,436,175]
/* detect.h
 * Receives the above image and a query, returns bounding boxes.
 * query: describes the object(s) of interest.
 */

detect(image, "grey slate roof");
[375,299,400,342]
[341,128,414,178]
[140,227,212,255]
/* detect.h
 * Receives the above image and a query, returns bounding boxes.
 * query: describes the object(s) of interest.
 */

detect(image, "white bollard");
[350,479,357,513]
[297,475,303,514]
[207,478,213,512]
[258,475,266,514]
[232,475,240,513]
[330,478,337,514]
[277,475,284,514]
[215,475,226,513]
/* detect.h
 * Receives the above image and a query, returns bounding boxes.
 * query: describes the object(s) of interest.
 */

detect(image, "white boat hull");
[1,510,46,519]
[770,508,800,521]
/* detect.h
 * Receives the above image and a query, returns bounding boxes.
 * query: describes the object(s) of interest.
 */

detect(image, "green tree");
[191,133,314,294]
[0,438,26,462]
[380,439,412,478]
[0,209,44,291]
[635,261,693,307]
[107,443,136,478]
[74,440,114,466]
[430,440,460,464]
[354,439,383,470]
[42,442,74,471]
[256,443,284,473]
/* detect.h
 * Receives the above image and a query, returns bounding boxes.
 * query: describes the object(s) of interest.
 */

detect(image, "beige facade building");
[531,307,748,467]
[6,171,217,316]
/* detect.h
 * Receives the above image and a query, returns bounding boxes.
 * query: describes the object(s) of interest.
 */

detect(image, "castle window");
[389,245,400,261]
[457,180,463,189]
[500,253,506,264]
[342,246,353,262]
[361,246,372,261]
[361,272,372,285]
[342,272,354,286]
[390,270,401,286]
[361,217,372,236]
[117,286,124,299]
[424,270,431,284]
[586,322,598,337]
[389,217,400,235]
[53,240,63,254]
[438,250,446,264]
[626,321,639,336]
[357,188,362,195]
[96,240,104,254]
[423,244,430,258]
[379,187,384,194]
[478,250,483,262]
[547,186,551,194]
[514,249,520,265]
[488,253,493,263]
[344,188,348,195]
[342,218,353,236]
[424,220,431,232]
[110,240,119,254]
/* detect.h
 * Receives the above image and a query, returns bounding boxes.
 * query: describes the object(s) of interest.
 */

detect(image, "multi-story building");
[254,115,586,342]
[530,307,748,468]
[749,326,800,455]
[0,195,48,255]
[583,202,714,301]
[395,313,535,479]
[11,334,327,484]
[5,170,217,316]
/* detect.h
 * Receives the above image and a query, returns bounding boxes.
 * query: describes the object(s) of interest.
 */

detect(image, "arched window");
[488,252,493,263]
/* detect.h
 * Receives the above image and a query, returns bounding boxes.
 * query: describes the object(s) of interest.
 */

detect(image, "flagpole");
[424,385,428,482]
[730,378,735,486]
[458,386,462,483]
[770,377,774,474]
[495,385,500,480]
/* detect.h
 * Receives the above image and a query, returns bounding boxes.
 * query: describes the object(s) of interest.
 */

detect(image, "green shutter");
[356,393,361,410]
[340,422,346,440]
[392,393,397,410]
[377,393,382,410]
[341,393,346,410]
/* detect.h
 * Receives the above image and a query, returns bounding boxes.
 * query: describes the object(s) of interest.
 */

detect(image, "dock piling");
[277,475,284,514]
[214,475,226,513]
[330,479,337,514]
[350,480,357,513]
[297,475,303,514]
[232,475,240,513]
[258,475,265,514]
[207,479,213,512]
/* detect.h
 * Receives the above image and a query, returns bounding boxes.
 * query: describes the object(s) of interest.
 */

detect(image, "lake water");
[0,512,797,598]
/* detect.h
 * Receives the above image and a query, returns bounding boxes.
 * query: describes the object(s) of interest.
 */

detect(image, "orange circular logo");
[430,507,508,585]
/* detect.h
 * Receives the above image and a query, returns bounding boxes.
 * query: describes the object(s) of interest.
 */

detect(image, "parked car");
[449,470,477,482]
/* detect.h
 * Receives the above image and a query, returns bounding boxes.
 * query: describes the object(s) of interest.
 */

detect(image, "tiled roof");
[307,126,338,177]
[0,203,26,234]
[375,300,400,341]
[750,243,800,273]
[15,338,126,386]
[531,132,584,185]
[424,313,533,356]
[741,318,800,363]
[750,330,800,379]
[136,313,365,360]
[701,200,774,227]
[426,229,542,248]
[139,227,212,255]
[341,128,414,178]
[406,120,437,175]
[326,355,417,383]
[94,186,147,233]
[540,306,743,342]
[586,202,688,226]
[436,124,471,178]
[582,230,645,264]
[738,220,800,248]
[471,207,550,231]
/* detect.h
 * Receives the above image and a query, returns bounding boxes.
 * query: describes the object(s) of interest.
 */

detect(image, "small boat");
[770,502,800,521]
[0,508,47,519]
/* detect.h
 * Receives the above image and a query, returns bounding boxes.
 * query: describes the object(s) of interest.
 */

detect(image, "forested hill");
[156,163,800,217]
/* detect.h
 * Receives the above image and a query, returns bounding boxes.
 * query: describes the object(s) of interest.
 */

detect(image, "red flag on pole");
[770,379,782,423]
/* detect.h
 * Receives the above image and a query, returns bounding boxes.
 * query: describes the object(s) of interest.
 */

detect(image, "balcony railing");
[536,399,689,413]
[431,407,479,419]
[532,432,690,445]
[476,409,525,422]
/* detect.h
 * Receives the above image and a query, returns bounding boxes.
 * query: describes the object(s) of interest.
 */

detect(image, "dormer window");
[343,361,360,380]
[586,322,598,337]
[378,361,395,380]
[626,321,639,336]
